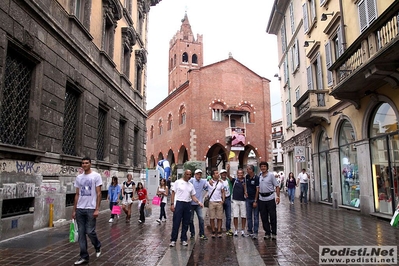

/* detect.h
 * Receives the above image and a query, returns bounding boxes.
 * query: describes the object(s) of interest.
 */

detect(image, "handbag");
[204,180,219,208]
[152,196,161,206]
[69,219,78,243]
[390,209,399,227]
[111,205,121,215]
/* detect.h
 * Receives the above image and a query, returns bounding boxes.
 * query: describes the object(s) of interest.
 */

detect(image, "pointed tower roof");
[180,12,193,40]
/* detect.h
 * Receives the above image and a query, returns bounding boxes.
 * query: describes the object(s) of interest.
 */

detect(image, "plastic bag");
[145,204,152,217]
[390,209,399,227]
[69,219,78,243]
[111,205,121,215]
[152,196,161,206]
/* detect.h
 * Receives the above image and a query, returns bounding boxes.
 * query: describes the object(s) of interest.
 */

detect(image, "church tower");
[168,13,203,94]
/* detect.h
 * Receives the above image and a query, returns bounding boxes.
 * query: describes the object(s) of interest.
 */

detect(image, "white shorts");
[232,200,246,218]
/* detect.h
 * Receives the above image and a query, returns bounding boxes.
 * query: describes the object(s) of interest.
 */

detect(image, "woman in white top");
[121,174,136,223]
[156,178,169,223]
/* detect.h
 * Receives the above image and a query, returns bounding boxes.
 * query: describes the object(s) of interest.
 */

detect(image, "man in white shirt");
[208,170,225,238]
[297,168,309,204]
[169,169,203,247]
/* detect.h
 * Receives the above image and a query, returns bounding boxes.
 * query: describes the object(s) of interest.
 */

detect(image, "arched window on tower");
[158,119,163,135]
[150,125,154,139]
[174,54,176,67]
[192,54,198,64]
[182,52,188,63]
[179,105,186,125]
[170,58,173,71]
[167,114,173,131]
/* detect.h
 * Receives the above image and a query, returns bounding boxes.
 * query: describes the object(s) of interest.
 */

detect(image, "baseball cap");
[194,169,202,174]
[220,169,227,174]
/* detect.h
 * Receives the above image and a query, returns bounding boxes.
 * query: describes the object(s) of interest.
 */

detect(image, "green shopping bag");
[390,210,399,227]
[69,219,78,242]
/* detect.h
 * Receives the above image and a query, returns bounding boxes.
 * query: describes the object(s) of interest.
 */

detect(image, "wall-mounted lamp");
[332,111,342,116]
[304,40,316,47]
[274,73,281,81]
[321,12,334,21]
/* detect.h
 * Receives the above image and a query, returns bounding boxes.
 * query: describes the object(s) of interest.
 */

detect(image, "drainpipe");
[339,0,347,50]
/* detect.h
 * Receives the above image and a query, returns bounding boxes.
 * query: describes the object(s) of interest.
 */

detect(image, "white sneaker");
[181,241,188,246]
[169,241,176,247]
[108,218,113,223]
[234,230,238,237]
[162,218,167,222]
[156,219,161,224]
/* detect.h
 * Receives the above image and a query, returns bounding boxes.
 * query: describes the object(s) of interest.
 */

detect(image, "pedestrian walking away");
[220,167,233,236]
[286,172,297,204]
[231,168,247,237]
[208,170,226,238]
[156,178,169,224]
[245,164,259,238]
[121,174,136,223]
[72,157,102,265]
[107,176,121,223]
[189,169,209,240]
[297,169,309,204]
[170,169,203,247]
[135,182,149,224]
[258,161,280,240]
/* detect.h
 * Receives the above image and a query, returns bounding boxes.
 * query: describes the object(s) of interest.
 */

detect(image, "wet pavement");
[0,192,399,266]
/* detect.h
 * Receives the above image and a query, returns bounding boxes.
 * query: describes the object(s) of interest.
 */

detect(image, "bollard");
[49,203,54,227]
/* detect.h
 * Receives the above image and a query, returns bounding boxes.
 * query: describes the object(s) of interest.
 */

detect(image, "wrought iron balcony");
[330,2,399,108]
[293,90,330,128]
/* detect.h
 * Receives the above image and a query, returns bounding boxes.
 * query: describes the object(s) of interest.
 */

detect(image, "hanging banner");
[294,146,306,163]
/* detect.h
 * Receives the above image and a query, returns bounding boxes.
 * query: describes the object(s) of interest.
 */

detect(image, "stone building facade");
[0,0,161,240]
[267,0,399,218]
[146,14,272,176]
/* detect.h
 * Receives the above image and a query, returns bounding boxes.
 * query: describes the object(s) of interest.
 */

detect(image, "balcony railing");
[225,127,246,137]
[293,90,329,128]
[330,2,399,104]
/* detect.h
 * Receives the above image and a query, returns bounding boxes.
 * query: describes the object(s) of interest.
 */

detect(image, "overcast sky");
[146,0,282,121]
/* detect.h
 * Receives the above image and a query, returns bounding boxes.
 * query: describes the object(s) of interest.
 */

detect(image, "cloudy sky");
[146,0,282,121]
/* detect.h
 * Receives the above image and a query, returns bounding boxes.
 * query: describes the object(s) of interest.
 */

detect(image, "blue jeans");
[223,196,232,231]
[109,201,118,218]
[76,208,101,260]
[159,202,167,220]
[288,187,296,203]
[245,199,259,234]
[300,183,309,203]
[190,204,205,236]
[170,201,191,242]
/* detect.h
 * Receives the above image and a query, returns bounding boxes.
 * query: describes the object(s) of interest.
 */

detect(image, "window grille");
[65,194,75,207]
[2,198,34,218]
[134,128,139,167]
[0,50,33,146]
[97,108,106,160]
[62,88,79,155]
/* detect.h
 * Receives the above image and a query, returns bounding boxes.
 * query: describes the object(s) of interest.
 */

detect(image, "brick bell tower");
[168,12,203,94]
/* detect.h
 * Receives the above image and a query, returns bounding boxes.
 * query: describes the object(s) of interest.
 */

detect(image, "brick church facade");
[146,13,272,175]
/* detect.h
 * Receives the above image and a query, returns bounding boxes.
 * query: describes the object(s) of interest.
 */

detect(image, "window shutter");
[281,25,286,52]
[320,0,326,5]
[291,46,295,72]
[316,54,323,90]
[337,25,344,57]
[358,0,368,32]
[307,66,313,90]
[289,2,295,34]
[295,39,300,69]
[325,42,333,87]
[303,3,309,34]
[367,0,377,24]
[284,56,289,83]
[311,0,317,21]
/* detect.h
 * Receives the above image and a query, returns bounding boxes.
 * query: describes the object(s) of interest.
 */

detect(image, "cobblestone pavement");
[0,193,399,266]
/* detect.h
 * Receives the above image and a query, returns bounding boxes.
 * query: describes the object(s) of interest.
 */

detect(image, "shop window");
[319,130,332,202]
[338,120,359,207]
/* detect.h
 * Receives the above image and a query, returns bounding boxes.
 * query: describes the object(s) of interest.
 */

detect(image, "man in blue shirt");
[245,164,259,239]
[189,169,208,240]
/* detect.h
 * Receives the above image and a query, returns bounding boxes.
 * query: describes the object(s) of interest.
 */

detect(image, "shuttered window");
[289,2,295,34]
[325,42,333,87]
[303,3,309,34]
[307,66,313,90]
[358,0,377,32]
